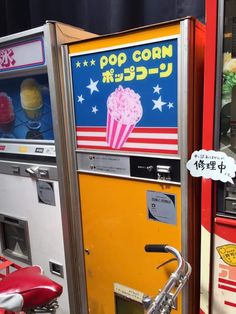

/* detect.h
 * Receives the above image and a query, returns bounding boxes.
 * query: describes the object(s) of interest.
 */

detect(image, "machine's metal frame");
[0,22,97,314]
[60,17,203,314]
[214,0,225,149]
[179,19,190,314]
[201,1,236,313]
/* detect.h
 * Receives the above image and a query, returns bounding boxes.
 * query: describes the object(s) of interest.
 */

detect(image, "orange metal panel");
[69,23,180,54]
[78,173,182,314]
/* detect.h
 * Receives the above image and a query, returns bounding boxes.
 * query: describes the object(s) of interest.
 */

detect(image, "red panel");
[201,0,218,232]
[215,217,236,243]
[225,301,236,308]
[76,126,178,155]
[200,1,218,314]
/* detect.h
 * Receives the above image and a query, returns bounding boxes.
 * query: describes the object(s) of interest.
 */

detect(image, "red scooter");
[0,263,62,314]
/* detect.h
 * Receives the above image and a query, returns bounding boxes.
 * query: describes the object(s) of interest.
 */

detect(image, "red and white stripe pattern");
[218,278,236,294]
[218,278,236,308]
[76,126,178,154]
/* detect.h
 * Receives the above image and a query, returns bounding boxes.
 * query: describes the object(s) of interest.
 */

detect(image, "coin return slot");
[0,214,31,264]
[49,260,64,278]
[115,294,144,314]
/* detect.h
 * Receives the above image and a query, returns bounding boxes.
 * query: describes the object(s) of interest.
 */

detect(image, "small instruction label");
[114,283,144,303]
[147,191,176,225]
[36,180,55,206]
[35,147,44,153]
[187,150,236,184]
[77,153,130,176]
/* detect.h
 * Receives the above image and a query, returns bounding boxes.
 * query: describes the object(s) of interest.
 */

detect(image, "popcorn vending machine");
[61,18,205,314]
[0,22,96,314]
[200,1,236,313]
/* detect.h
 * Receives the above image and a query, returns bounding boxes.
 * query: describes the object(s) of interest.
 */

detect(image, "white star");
[153,84,162,94]
[86,78,99,94]
[152,96,167,112]
[90,59,96,66]
[92,106,98,114]
[77,94,85,103]
[83,60,88,66]
[168,102,174,109]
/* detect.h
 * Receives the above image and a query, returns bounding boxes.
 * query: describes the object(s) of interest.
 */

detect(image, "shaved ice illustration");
[20,78,43,130]
[0,92,15,133]
[20,78,43,120]
[106,85,143,149]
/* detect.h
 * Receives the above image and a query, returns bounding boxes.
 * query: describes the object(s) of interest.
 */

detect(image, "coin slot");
[49,260,64,278]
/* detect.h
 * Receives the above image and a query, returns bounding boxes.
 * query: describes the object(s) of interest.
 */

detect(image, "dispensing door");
[210,1,236,312]
[64,17,204,314]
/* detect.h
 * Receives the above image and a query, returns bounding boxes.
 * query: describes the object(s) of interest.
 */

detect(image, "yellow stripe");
[69,23,180,54]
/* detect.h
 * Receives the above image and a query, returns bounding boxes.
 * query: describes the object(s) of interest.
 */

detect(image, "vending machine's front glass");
[0,34,56,158]
[0,74,53,142]
[218,0,236,217]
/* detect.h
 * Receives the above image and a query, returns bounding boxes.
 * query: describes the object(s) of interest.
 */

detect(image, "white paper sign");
[0,39,45,71]
[114,283,144,303]
[187,149,236,184]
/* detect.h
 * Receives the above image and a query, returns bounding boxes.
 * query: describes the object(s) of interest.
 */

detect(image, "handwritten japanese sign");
[187,150,236,183]
[70,37,178,155]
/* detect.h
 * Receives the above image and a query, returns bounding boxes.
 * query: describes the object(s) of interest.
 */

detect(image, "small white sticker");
[36,180,55,206]
[147,191,176,225]
[114,283,144,303]
[187,149,236,184]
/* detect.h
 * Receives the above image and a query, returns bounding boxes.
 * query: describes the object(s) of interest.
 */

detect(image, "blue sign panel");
[71,38,178,154]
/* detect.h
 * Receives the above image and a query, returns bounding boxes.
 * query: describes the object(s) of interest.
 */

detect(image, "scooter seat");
[0,266,62,311]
